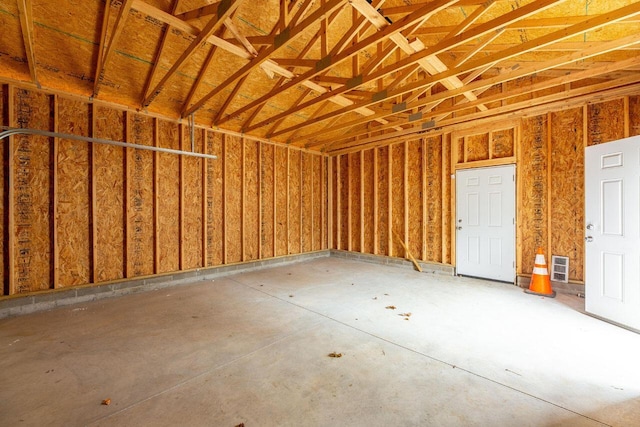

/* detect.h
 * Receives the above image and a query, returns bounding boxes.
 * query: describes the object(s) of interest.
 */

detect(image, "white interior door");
[585,136,640,330]
[456,165,515,282]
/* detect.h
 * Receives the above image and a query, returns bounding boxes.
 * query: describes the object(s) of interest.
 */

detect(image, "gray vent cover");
[551,255,569,283]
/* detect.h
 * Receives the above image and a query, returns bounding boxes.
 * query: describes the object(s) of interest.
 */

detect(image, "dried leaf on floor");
[398,313,411,317]
[372,297,377,300]
[101,398,111,406]
[385,305,396,310]
[328,352,343,358]
[235,423,245,427]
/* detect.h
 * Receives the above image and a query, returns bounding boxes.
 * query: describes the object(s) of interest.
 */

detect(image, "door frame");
[454,163,517,282]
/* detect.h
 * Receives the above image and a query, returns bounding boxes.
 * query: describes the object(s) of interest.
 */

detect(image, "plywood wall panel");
[157,120,180,273]
[466,133,489,162]
[94,106,124,282]
[491,128,514,159]
[57,98,91,287]
[518,116,548,275]
[244,139,260,261]
[442,134,452,264]
[424,136,442,263]
[377,147,389,256]
[289,151,301,254]
[339,155,349,251]
[407,140,422,259]
[331,156,338,249]
[301,152,313,253]
[0,86,5,294]
[362,149,374,254]
[261,144,275,258]
[12,89,52,293]
[207,131,224,266]
[630,96,640,136]
[182,129,204,269]
[312,155,323,251]
[587,99,625,146]
[128,114,155,277]
[275,146,288,256]
[550,108,584,282]
[350,152,361,253]
[391,143,404,257]
[225,135,243,263]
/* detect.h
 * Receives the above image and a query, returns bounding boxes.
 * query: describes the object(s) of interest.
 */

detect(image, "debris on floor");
[235,423,245,427]
[328,352,343,358]
[398,313,411,319]
[101,398,111,406]
[385,305,396,310]
[289,294,294,298]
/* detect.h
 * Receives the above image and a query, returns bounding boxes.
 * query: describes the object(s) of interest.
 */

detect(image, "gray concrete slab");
[1,257,639,426]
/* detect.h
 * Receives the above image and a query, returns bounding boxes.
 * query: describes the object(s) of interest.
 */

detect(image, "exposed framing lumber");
[143,0,246,107]
[241,137,246,261]
[347,153,352,251]
[217,0,457,126]
[94,0,134,97]
[89,104,98,283]
[202,129,209,265]
[178,122,186,269]
[153,118,160,273]
[124,111,131,277]
[373,147,379,255]
[16,0,38,86]
[183,0,350,117]
[7,85,15,295]
[301,28,640,149]
[141,0,180,106]
[181,32,224,116]
[222,133,227,263]
[52,95,59,288]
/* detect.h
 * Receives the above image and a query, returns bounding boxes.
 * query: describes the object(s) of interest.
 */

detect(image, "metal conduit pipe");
[0,127,218,160]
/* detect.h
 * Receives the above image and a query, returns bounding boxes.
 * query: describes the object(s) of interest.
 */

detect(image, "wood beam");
[281,0,638,141]
[16,0,38,86]
[143,0,245,107]
[180,30,224,115]
[94,0,134,97]
[215,0,458,125]
[183,0,350,117]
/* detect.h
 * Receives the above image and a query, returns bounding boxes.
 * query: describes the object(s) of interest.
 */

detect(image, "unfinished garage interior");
[2,0,640,425]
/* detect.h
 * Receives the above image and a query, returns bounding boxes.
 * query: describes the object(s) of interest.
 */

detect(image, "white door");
[456,165,515,282]
[585,136,640,330]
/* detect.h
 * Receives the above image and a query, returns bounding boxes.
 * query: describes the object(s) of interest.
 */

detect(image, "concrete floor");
[1,257,639,427]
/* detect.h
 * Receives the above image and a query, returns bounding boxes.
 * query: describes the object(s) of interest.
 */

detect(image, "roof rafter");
[93,0,134,97]
[143,0,246,107]
[182,0,351,117]
[217,0,459,126]
[16,0,38,86]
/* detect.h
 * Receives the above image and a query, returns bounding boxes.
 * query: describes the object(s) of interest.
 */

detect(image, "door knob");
[456,226,463,230]
[586,224,594,230]
[585,236,593,242]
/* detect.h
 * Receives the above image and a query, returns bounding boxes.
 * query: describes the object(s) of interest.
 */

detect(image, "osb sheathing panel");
[157,120,180,273]
[442,134,452,265]
[630,96,640,137]
[244,139,260,261]
[362,149,374,254]
[275,146,288,256]
[94,106,125,282]
[225,134,242,263]
[12,89,52,293]
[492,128,514,159]
[0,4,30,83]
[0,86,5,294]
[301,152,313,253]
[587,99,625,146]
[377,147,389,256]
[424,136,442,263]
[519,116,548,276]
[207,131,224,266]
[128,113,155,277]
[182,128,203,269]
[289,151,302,254]
[331,156,338,249]
[339,154,349,251]
[466,133,489,162]
[261,144,275,258]
[57,98,91,287]
[407,140,422,260]
[550,108,584,282]
[391,143,404,258]
[350,152,361,253]
[312,155,323,252]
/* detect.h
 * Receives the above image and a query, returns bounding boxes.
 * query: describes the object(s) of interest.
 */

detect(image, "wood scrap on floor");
[385,305,396,310]
[392,231,422,272]
[328,352,342,358]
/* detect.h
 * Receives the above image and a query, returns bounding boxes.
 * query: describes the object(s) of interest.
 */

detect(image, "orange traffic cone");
[524,247,556,298]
